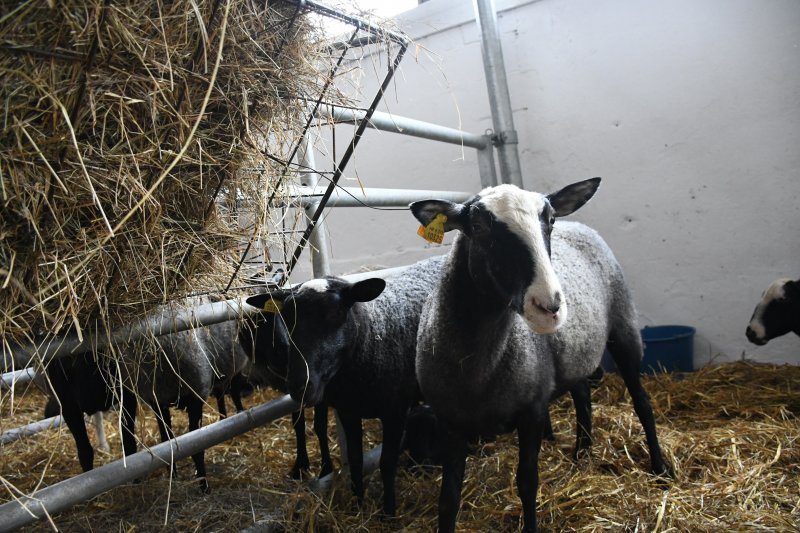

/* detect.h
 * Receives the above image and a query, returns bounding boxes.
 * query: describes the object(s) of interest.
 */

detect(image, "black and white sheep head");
[240,292,292,377]
[746,278,799,345]
[410,178,601,334]
[248,276,386,406]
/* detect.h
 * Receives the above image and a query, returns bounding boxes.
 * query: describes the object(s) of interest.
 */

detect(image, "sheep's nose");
[746,326,766,345]
[531,293,562,317]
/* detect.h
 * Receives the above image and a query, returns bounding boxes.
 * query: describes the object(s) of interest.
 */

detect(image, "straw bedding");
[0,0,323,352]
[1,360,797,531]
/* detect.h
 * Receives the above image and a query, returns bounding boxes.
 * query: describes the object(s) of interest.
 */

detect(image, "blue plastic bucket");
[640,325,695,373]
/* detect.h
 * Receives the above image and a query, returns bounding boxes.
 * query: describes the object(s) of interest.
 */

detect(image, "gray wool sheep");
[410,178,671,532]
[245,255,446,516]
[124,309,250,493]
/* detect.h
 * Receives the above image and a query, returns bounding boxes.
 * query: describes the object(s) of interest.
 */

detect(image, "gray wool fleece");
[125,299,250,408]
[325,254,448,417]
[416,221,639,436]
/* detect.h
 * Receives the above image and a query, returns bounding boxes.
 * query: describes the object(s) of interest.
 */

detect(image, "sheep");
[39,352,138,473]
[238,306,333,480]
[124,311,251,494]
[746,277,800,345]
[41,302,250,493]
[410,178,671,532]
[244,255,447,516]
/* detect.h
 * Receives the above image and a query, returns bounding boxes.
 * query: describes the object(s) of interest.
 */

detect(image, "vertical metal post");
[473,0,524,188]
[299,136,332,277]
[476,140,498,188]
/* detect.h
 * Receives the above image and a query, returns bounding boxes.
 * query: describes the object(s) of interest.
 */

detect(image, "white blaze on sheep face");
[301,278,330,293]
[746,278,792,344]
[477,185,566,334]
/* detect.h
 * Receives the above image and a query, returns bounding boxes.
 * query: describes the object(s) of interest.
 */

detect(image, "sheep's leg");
[339,413,365,507]
[289,409,310,479]
[542,410,555,441]
[378,415,405,517]
[153,403,178,479]
[569,379,593,460]
[607,332,672,478]
[62,402,94,472]
[438,430,468,533]
[47,368,94,471]
[314,405,333,478]
[516,404,546,533]
[119,387,138,458]
[186,397,210,494]
[216,392,228,419]
[229,375,246,412]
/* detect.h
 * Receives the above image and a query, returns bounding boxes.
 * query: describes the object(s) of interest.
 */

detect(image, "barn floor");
[1,360,798,532]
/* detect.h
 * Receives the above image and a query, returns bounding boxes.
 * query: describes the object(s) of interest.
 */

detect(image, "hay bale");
[0,0,326,347]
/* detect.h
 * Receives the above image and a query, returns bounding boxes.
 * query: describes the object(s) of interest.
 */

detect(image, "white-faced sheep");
[238,307,333,480]
[245,255,447,516]
[746,278,800,345]
[410,178,671,532]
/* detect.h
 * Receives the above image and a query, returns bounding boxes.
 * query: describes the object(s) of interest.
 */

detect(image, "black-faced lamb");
[238,307,333,480]
[245,255,446,516]
[410,178,671,532]
[746,278,800,345]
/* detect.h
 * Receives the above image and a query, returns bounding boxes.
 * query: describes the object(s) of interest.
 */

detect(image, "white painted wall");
[295,0,800,366]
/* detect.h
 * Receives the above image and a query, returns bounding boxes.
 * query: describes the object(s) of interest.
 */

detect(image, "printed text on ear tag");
[417,213,447,244]
[262,299,283,313]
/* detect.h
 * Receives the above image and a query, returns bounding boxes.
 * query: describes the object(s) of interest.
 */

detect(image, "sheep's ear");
[784,280,800,300]
[344,278,386,304]
[409,200,467,233]
[547,177,601,217]
[246,291,288,313]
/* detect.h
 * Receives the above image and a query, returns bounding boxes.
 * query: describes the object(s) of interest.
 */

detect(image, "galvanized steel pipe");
[0,395,299,530]
[473,0,524,187]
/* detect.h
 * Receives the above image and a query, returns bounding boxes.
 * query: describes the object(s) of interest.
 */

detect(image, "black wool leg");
[378,415,406,517]
[120,386,138,458]
[186,397,209,494]
[438,430,468,533]
[542,409,555,442]
[153,403,178,478]
[608,331,673,478]
[339,414,365,507]
[314,405,333,478]
[230,375,246,413]
[216,392,228,419]
[289,409,310,479]
[569,379,593,460]
[516,404,546,533]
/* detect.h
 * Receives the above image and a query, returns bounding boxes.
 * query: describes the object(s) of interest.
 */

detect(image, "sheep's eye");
[549,216,556,225]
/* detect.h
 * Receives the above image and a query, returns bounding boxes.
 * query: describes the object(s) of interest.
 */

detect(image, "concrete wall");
[294,0,800,366]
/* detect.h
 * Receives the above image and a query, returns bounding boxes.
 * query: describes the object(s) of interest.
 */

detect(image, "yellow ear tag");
[262,298,283,313]
[417,213,447,244]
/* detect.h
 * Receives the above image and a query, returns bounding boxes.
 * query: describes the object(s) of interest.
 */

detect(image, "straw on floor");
[1,360,797,531]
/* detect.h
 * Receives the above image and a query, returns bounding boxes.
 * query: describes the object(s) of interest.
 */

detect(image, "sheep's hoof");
[651,461,674,485]
[289,460,310,480]
[318,461,334,479]
[571,446,592,463]
[198,478,211,495]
